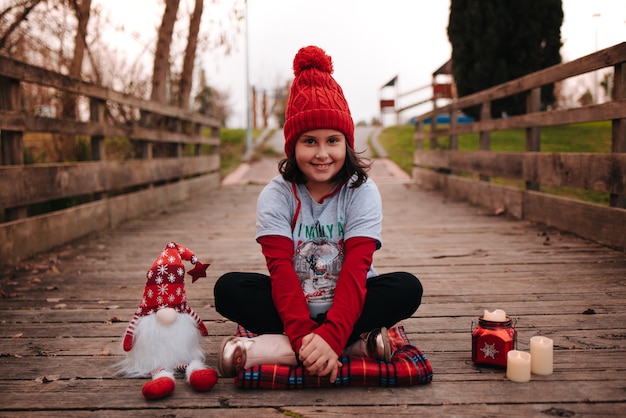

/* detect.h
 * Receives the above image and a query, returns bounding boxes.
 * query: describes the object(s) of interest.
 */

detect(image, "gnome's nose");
[155,307,178,326]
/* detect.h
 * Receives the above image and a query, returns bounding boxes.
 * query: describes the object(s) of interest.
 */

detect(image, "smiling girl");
[214,45,423,384]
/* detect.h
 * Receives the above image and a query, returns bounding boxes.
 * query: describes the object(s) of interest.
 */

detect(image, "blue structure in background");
[409,113,474,125]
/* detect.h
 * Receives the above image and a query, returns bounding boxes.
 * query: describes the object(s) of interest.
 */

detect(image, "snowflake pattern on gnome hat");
[136,242,209,317]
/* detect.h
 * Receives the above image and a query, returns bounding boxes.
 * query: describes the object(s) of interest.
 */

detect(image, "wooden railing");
[412,42,626,250]
[0,57,221,264]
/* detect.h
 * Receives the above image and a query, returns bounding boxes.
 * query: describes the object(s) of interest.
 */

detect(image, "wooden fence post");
[430,97,438,150]
[90,98,106,161]
[416,121,424,150]
[526,88,541,191]
[90,98,106,200]
[0,75,27,221]
[449,107,458,151]
[193,122,202,155]
[611,62,626,208]
[0,76,22,165]
[479,101,491,181]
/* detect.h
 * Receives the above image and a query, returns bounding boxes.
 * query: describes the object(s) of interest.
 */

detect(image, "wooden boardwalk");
[1,158,625,417]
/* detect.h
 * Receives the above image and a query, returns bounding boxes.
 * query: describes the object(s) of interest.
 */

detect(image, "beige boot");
[342,327,391,362]
[218,334,298,377]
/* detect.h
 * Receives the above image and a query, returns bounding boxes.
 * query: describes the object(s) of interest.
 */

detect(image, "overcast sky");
[100,0,625,127]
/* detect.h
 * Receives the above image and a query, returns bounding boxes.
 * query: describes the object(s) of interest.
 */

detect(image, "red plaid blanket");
[233,325,433,389]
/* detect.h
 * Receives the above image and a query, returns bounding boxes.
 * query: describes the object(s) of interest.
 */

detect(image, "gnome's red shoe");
[186,360,218,392]
[189,368,218,392]
[142,376,175,400]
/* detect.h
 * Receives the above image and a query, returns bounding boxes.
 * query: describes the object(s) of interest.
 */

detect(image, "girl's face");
[294,128,347,196]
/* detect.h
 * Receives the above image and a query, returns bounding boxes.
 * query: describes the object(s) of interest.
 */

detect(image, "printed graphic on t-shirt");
[293,240,344,319]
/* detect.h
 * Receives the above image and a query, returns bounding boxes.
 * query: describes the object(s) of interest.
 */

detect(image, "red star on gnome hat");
[123,242,209,352]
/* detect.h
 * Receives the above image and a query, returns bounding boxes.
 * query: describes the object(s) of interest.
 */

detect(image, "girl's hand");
[299,333,341,383]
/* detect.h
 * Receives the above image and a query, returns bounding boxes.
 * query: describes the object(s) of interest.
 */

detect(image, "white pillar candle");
[483,309,507,322]
[530,336,553,375]
[506,350,531,382]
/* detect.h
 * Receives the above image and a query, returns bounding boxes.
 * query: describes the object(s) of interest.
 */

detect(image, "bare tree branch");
[151,0,179,104]
[178,0,203,110]
[0,0,44,51]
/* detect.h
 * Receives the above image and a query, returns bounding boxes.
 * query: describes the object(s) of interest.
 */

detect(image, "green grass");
[218,128,249,176]
[377,121,614,205]
[377,125,417,173]
[454,121,612,153]
[215,128,277,177]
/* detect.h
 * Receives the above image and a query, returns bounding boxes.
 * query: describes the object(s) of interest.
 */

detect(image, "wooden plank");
[0,57,220,128]
[4,310,625,339]
[0,155,219,207]
[524,190,626,250]
[0,379,624,410]
[419,101,626,136]
[415,151,626,195]
[0,111,221,146]
[444,175,524,219]
[0,410,284,418]
[411,169,626,249]
[526,152,626,194]
[0,174,220,263]
[1,327,623,360]
[3,345,625,375]
[2,295,624,323]
[288,404,625,417]
[0,404,623,418]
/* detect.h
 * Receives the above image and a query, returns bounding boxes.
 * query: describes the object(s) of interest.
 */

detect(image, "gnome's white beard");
[116,312,205,377]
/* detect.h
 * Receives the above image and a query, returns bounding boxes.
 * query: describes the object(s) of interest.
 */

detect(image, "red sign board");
[433,84,452,99]
[379,99,395,109]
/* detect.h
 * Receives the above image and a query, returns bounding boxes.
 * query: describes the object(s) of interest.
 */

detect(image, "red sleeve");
[258,235,318,352]
[313,236,377,355]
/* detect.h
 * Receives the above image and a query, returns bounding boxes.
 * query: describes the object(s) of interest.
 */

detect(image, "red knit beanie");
[283,46,354,157]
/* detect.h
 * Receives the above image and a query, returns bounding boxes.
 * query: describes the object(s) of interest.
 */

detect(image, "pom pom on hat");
[283,45,354,157]
[292,45,334,76]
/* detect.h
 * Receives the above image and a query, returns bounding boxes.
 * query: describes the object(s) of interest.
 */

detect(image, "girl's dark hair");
[278,144,371,188]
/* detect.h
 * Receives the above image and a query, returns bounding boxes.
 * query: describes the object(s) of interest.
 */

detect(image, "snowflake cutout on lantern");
[480,342,499,359]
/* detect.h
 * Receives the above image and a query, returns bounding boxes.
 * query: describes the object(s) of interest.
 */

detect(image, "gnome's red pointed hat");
[123,242,209,351]
[136,241,209,316]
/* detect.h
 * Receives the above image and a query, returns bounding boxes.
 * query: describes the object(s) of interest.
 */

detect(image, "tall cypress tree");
[447,0,563,119]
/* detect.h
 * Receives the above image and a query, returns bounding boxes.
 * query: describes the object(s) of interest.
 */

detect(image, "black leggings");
[214,271,423,346]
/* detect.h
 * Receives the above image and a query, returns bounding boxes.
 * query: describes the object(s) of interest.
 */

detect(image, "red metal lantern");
[472,316,517,367]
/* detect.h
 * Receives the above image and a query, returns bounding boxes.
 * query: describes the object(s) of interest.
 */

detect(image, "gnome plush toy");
[116,242,218,400]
